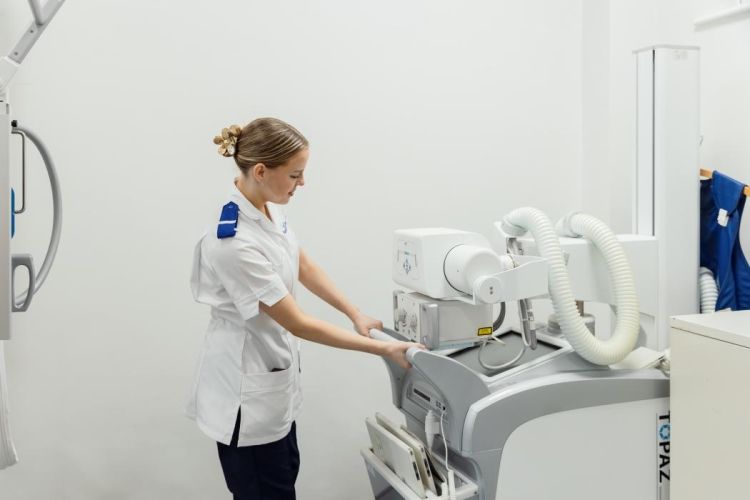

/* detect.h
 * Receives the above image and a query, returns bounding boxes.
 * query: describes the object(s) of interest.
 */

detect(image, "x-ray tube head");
[444,245,511,302]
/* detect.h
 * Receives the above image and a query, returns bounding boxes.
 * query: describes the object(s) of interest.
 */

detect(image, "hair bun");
[213,124,242,157]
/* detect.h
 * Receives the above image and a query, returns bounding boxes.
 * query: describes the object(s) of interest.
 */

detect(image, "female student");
[188,117,420,499]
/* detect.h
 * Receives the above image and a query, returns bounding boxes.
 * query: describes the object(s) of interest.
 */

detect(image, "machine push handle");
[11,254,35,312]
[369,328,423,363]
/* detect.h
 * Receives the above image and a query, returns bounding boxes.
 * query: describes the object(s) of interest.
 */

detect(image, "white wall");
[0,1,583,498]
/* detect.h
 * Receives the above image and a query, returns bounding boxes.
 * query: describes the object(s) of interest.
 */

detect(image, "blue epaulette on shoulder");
[217,202,239,239]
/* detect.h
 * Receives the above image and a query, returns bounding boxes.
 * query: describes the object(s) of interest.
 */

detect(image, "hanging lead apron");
[700,170,750,310]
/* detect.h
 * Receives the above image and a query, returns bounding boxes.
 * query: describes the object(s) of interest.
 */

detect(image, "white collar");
[229,183,284,234]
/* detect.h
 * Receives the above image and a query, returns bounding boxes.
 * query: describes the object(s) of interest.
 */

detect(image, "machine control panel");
[394,238,420,281]
[393,290,493,350]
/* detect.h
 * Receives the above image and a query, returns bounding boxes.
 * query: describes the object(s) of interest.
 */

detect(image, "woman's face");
[261,147,309,205]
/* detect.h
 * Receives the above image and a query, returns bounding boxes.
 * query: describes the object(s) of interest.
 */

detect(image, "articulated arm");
[0,1,66,94]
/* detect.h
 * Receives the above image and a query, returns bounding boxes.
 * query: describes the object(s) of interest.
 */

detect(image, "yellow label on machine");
[477,327,493,336]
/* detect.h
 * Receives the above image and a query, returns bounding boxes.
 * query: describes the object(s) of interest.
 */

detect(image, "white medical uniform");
[188,184,302,446]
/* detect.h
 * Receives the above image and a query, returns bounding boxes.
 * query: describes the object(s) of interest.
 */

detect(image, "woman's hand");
[382,341,425,370]
[352,311,383,337]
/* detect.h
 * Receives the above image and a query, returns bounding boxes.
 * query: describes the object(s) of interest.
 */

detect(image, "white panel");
[653,47,700,350]
[0,101,10,340]
[635,50,654,236]
[634,46,700,351]
[518,235,659,316]
[671,322,750,500]
[497,398,669,500]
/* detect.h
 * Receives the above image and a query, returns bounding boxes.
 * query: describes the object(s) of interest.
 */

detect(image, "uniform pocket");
[239,367,295,442]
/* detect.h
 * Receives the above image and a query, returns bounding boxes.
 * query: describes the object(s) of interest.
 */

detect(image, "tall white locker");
[670,311,750,499]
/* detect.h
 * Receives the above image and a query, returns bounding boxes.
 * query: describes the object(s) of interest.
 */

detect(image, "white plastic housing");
[393,228,492,299]
[444,245,510,302]
[0,99,9,339]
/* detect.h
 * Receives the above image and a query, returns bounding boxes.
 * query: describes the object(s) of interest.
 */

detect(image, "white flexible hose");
[501,208,640,365]
[699,267,718,313]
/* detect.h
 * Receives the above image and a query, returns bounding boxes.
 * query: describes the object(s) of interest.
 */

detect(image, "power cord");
[478,301,526,371]
[439,408,456,500]
[426,409,456,500]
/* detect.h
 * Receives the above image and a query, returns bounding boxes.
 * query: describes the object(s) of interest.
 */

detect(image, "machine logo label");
[657,412,670,499]
[659,422,670,441]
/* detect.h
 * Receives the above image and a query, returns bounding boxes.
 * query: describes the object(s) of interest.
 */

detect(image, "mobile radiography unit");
[362,46,700,500]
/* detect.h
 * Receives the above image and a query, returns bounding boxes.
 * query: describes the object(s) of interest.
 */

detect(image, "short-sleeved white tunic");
[188,184,302,446]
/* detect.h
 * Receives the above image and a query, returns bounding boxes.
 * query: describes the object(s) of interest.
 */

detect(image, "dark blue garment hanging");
[700,170,750,310]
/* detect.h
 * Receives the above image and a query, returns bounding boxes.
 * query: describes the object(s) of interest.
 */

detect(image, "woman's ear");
[251,163,266,182]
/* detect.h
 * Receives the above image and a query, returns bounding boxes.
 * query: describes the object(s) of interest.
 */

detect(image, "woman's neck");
[235,177,271,219]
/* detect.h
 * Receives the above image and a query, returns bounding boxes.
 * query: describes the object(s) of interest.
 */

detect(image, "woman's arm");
[261,295,418,369]
[298,248,382,335]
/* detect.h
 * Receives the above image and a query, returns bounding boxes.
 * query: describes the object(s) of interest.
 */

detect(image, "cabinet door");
[671,327,750,500]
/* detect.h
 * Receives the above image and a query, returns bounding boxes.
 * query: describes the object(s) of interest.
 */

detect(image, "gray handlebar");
[368,328,393,342]
[369,328,423,363]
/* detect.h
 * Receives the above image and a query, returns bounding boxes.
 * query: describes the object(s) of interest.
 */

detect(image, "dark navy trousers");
[217,411,300,500]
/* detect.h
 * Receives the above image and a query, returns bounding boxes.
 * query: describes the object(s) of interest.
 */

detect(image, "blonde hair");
[213,117,308,174]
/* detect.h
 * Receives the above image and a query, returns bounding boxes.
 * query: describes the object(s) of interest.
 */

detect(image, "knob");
[396,308,407,323]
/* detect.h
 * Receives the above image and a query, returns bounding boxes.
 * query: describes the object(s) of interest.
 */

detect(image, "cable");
[492,302,506,332]
[477,300,526,371]
[439,408,456,500]
[478,336,526,371]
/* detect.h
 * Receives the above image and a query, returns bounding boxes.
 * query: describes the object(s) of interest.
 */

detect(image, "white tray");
[361,448,479,500]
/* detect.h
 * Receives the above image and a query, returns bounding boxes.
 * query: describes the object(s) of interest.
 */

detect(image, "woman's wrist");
[345,306,361,322]
[368,339,389,356]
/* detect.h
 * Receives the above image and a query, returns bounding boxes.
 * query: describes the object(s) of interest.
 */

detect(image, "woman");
[188,117,420,499]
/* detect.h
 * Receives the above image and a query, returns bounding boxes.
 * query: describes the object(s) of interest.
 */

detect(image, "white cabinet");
[670,311,750,500]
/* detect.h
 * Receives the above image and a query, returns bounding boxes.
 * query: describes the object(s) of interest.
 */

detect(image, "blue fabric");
[700,170,750,310]
[217,201,239,239]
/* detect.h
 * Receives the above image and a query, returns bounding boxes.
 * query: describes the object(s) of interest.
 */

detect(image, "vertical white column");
[635,51,655,236]
[0,95,10,341]
[634,46,700,351]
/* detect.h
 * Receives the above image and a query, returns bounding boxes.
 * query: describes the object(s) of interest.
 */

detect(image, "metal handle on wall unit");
[11,124,26,214]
